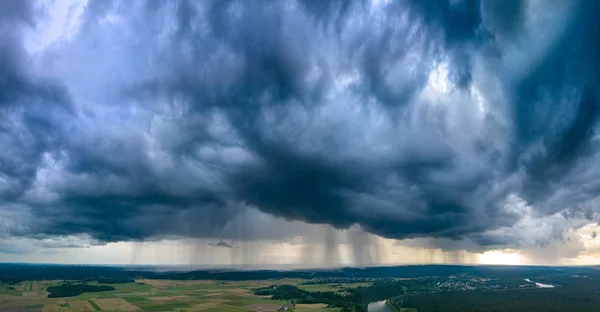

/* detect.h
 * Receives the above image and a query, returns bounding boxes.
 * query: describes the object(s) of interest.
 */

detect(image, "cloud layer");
[1,0,600,251]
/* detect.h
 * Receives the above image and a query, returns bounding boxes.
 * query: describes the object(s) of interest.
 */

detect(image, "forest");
[254,281,432,312]
[389,288,600,312]
[46,284,115,298]
[1,263,595,282]
[254,284,368,311]
[255,273,600,312]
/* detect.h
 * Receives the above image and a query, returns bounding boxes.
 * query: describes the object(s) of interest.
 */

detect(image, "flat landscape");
[0,279,343,312]
[3,264,600,312]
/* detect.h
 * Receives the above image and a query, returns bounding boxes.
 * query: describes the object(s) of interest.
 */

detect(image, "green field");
[0,286,22,296]
[203,306,251,312]
[0,278,369,311]
[77,282,154,299]
[17,281,34,292]
[87,299,101,311]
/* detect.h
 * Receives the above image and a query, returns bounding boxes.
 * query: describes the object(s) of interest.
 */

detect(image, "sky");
[1,0,600,266]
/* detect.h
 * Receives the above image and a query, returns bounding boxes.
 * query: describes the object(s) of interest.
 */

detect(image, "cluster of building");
[435,278,501,291]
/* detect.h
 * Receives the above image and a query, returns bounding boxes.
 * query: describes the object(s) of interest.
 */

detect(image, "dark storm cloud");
[507,1,600,219]
[209,241,233,249]
[0,0,73,204]
[2,0,600,249]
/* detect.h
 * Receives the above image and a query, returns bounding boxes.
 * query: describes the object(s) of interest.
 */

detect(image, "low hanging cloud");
[209,241,234,249]
[1,0,600,251]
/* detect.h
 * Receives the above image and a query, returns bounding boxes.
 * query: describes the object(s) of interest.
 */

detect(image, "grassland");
[0,279,357,312]
[295,303,341,312]
[0,286,21,297]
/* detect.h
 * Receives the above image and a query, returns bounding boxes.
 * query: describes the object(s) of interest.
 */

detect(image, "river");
[368,300,393,312]
[524,278,555,288]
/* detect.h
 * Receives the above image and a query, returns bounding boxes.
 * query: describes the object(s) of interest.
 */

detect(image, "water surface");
[524,278,555,288]
[368,300,392,312]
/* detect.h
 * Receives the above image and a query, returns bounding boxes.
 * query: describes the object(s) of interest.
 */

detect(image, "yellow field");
[186,301,221,311]
[66,300,96,312]
[92,298,140,311]
[42,303,59,312]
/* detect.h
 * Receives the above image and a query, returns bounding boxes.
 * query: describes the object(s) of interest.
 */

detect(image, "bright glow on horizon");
[479,250,522,265]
